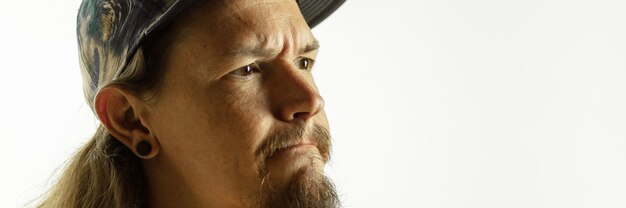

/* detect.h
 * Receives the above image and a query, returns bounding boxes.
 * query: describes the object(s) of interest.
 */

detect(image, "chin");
[260,166,340,208]
[264,145,326,184]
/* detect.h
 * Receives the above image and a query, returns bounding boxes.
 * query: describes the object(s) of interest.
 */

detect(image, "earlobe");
[133,140,160,159]
[94,85,161,159]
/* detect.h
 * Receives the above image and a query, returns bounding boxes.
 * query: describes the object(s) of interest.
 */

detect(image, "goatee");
[255,122,340,208]
[262,168,340,208]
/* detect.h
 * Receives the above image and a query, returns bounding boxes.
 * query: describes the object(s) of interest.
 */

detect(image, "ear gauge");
[135,140,155,159]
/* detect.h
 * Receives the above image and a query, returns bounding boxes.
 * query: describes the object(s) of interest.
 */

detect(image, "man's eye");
[229,63,260,77]
[297,58,315,71]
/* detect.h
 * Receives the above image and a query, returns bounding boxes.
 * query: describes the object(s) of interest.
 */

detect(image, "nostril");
[293,112,309,119]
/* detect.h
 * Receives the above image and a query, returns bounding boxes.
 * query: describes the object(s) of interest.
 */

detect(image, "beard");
[253,121,340,208]
[261,167,340,208]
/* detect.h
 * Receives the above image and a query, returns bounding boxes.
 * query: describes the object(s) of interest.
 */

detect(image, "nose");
[270,65,324,123]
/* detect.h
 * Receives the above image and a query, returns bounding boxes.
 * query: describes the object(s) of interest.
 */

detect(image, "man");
[38,0,344,207]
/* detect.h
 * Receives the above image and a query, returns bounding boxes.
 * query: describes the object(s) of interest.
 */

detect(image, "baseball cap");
[77,0,345,109]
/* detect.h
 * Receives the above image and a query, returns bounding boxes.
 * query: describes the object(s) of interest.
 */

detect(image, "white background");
[2,0,626,207]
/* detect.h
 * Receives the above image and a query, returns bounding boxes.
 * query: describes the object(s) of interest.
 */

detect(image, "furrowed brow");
[301,39,320,54]
[227,44,279,58]
[227,39,320,58]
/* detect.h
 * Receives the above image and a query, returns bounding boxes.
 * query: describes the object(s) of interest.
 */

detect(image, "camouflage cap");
[77,0,345,110]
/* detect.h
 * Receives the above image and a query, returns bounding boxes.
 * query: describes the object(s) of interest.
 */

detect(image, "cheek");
[209,83,274,160]
[149,77,274,190]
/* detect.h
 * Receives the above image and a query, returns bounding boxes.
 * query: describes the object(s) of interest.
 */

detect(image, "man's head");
[71,0,342,207]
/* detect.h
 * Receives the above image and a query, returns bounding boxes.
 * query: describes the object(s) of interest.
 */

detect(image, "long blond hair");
[38,125,146,208]
[38,30,172,207]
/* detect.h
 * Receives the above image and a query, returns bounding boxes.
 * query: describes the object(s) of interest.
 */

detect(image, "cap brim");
[145,0,345,38]
[299,0,346,28]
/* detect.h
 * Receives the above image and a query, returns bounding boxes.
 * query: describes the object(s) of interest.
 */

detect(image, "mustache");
[255,121,332,174]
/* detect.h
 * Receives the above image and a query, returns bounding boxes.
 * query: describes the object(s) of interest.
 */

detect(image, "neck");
[142,156,218,207]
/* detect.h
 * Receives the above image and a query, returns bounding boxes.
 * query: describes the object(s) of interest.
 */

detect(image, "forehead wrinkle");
[212,0,317,58]
[223,0,291,26]
[226,34,319,59]
[226,35,281,58]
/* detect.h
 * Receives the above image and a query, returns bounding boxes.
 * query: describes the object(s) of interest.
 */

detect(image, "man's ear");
[94,85,160,159]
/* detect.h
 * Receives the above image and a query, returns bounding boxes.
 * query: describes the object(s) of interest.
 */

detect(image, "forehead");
[173,0,315,52]
[211,0,304,26]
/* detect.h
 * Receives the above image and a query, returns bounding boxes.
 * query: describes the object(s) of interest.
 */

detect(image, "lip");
[282,143,316,151]
[272,143,318,158]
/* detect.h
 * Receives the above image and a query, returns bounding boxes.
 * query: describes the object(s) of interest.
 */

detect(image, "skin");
[95,0,329,207]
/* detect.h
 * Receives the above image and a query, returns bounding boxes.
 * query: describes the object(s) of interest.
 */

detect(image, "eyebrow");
[227,39,320,58]
[301,40,320,54]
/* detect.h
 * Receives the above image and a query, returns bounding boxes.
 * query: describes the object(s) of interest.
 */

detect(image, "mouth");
[269,142,319,159]
[281,143,317,152]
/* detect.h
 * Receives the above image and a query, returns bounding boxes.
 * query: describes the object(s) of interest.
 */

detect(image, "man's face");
[142,0,336,206]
